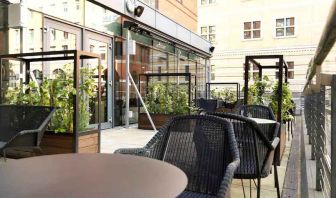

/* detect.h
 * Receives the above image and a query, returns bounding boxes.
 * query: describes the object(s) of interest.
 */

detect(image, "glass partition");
[85,1,122,36]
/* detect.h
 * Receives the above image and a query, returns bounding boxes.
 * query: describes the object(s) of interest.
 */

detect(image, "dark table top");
[0,154,187,198]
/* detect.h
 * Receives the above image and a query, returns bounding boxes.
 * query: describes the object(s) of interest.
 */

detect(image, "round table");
[248,117,278,140]
[0,154,188,198]
[249,117,277,124]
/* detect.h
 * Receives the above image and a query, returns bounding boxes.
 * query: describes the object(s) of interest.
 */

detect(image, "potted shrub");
[210,88,237,111]
[269,82,294,158]
[246,76,271,105]
[138,82,192,130]
[4,64,99,154]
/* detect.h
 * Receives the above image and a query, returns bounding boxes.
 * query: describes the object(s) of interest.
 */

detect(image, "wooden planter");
[40,129,99,154]
[276,123,287,165]
[138,113,177,130]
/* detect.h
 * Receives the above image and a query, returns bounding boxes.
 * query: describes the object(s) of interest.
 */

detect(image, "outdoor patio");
[101,123,293,198]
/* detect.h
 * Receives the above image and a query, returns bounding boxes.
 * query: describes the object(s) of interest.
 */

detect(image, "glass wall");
[85,1,122,36]
[26,0,84,25]
[1,0,210,127]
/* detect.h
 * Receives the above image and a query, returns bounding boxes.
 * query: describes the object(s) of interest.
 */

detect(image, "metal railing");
[303,1,336,197]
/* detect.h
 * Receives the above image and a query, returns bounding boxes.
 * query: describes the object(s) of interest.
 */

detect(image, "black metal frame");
[244,55,288,122]
[0,50,102,153]
[138,73,196,115]
[205,82,240,101]
[244,55,289,165]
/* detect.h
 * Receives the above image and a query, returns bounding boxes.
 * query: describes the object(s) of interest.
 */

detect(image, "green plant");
[144,82,192,115]
[269,82,294,122]
[210,88,236,103]
[245,76,271,105]
[4,64,97,133]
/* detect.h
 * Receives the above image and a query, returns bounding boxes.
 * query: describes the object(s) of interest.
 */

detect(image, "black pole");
[285,65,288,83]
[188,73,191,114]
[258,65,262,80]
[278,57,283,123]
[0,58,2,104]
[244,57,249,105]
[26,61,30,84]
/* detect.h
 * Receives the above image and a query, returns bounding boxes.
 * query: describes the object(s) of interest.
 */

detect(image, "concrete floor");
[101,125,292,198]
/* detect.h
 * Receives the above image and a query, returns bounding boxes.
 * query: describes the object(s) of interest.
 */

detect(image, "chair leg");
[250,179,252,198]
[241,179,246,198]
[274,163,281,198]
[257,177,261,198]
[291,122,294,139]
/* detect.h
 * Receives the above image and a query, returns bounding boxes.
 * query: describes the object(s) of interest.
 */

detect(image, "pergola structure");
[244,55,289,163]
[0,50,102,153]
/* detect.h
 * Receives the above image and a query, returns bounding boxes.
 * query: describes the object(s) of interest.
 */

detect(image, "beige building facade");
[198,0,333,94]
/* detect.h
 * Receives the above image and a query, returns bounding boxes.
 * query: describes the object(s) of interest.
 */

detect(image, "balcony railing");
[303,0,336,197]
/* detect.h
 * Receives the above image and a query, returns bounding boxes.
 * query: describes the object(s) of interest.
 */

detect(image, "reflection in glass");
[26,0,84,25]
[85,38,109,124]
[85,1,122,36]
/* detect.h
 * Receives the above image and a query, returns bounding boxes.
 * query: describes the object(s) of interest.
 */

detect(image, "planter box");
[40,129,99,154]
[275,123,287,165]
[138,113,177,130]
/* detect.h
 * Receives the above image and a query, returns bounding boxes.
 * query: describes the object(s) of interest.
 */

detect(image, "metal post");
[125,29,130,128]
[244,57,249,105]
[331,75,336,197]
[0,58,2,104]
[316,87,325,191]
[311,93,317,160]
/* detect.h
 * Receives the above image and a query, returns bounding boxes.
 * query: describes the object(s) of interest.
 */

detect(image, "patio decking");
[101,123,293,198]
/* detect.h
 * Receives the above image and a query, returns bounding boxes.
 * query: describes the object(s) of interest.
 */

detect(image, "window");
[76,0,80,10]
[276,17,295,37]
[63,32,68,39]
[201,0,215,5]
[211,65,215,81]
[251,63,260,80]
[244,21,261,39]
[29,29,34,48]
[275,61,294,79]
[201,26,207,39]
[51,28,56,41]
[200,26,216,43]
[63,2,68,12]
[62,45,68,50]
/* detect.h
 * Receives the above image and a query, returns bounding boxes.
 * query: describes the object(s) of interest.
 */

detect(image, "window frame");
[274,17,296,38]
[200,25,216,44]
[210,64,215,81]
[275,61,294,79]
[201,0,216,6]
[242,20,262,41]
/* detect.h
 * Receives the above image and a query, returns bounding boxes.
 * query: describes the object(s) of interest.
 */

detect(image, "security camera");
[135,5,144,17]
[210,46,215,53]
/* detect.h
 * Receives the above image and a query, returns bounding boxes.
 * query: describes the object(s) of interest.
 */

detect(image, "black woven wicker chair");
[0,105,55,160]
[196,98,218,113]
[115,115,240,198]
[237,105,276,121]
[208,112,280,198]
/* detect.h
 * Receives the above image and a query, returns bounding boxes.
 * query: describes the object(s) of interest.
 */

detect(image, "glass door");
[84,31,113,129]
[43,18,81,77]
